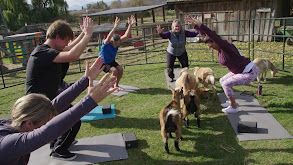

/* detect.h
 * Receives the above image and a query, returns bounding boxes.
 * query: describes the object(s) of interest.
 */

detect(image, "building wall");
[170,0,290,41]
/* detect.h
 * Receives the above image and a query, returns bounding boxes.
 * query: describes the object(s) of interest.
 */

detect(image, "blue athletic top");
[99,40,118,64]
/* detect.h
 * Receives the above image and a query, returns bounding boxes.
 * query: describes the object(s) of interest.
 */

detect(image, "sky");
[65,0,113,10]
[26,0,115,10]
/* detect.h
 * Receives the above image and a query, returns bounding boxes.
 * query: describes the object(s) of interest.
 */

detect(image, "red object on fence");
[133,41,144,47]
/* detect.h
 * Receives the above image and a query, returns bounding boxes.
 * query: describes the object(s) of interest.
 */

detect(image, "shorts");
[103,60,119,73]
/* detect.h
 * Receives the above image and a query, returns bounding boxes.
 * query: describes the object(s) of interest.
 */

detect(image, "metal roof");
[82,3,166,17]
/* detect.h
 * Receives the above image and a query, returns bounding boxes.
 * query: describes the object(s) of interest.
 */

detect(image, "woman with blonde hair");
[157,19,199,82]
[0,57,117,165]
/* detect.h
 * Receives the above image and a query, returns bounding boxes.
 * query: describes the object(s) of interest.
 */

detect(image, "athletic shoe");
[221,100,230,107]
[222,106,239,114]
[50,147,77,160]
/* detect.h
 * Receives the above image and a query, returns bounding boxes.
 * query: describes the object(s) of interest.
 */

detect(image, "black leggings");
[166,51,189,69]
[166,51,189,78]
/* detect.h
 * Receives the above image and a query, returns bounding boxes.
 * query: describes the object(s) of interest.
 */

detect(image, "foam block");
[102,104,111,114]
[238,121,258,133]
[123,132,138,149]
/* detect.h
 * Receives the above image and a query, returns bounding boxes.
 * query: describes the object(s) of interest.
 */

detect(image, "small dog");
[193,67,216,99]
[195,87,210,99]
[159,86,183,154]
[253,58,278,83]
[175,67,198,95]
[182,89,200,128]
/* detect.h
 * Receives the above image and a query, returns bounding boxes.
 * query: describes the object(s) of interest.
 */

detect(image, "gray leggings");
[220,65,258,98]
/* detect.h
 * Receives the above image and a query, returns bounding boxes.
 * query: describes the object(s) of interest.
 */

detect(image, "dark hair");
[46,20,73,40]
[111,34,121,41]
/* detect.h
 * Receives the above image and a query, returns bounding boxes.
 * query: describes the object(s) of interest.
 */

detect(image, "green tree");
[123,0,146,7]
[97,1,109,10]
[31,0,69,23]
[111,0,123,9]
[1,0,30,31]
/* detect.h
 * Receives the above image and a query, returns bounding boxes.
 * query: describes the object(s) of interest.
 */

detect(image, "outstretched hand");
[85,57,104,81]
[113,16,120,29]
[82,16,94,36]
[128,15,136,26]
[87,73,117,103]
[156,24,164,34]
[184,15,202,27]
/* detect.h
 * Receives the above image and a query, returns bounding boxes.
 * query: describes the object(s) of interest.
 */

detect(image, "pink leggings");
[220,65,258,98]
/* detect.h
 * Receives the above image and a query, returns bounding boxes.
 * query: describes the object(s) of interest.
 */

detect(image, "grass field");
[0,56,293,164]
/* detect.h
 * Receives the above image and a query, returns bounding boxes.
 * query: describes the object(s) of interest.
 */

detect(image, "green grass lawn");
[0,60,292,164]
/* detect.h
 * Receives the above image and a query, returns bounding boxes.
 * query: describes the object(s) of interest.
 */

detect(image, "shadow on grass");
[180,115,248,164]
[125,139,222,165]
[135,87,171,95]
[263,72,293,86]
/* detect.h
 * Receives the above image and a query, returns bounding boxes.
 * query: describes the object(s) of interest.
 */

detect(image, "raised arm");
[156,24,171,39]
[104,16,120,45]
[63,23,86,51]
[121,15,136,42]
[0,59,116,161]
[53,16,94,62]
[52,57,105,113]
[185,15,206,38]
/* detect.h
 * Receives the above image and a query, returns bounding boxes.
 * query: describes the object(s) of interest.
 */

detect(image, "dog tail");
[206,75,215,85]
[165,109,179,132]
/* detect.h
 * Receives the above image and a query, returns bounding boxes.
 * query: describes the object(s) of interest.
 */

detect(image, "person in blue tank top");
[99,15,136,91]
[157,19,199,82]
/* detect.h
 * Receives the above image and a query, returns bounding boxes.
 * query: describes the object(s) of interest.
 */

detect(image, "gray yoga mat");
[164,68,182,89]
[28,133,129,165]
[93,80,139,96]
[218,92,293,141]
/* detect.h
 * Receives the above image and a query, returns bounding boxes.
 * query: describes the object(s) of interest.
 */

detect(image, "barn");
[167,0,291,41]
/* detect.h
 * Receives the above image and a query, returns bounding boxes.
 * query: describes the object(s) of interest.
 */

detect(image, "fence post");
[248,18,251,59]
[282,18,286,71]
[0,65,5,88]
[252,19,255,60]
[143,28,147,64]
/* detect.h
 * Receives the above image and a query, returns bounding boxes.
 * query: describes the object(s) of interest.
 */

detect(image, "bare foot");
[116,86,125,91]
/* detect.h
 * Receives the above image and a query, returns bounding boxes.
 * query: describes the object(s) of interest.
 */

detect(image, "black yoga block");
[237,121,258,133]
[123,133,138,149]
[102,104,111,114]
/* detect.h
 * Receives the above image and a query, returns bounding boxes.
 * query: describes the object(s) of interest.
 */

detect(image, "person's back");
[25,44,64,100]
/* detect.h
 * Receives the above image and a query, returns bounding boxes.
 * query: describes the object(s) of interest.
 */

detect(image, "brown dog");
[159,86,183,154]
[193,67,216,99]
[175,67,198,95]
[182,89,200,128]
[253,58,278,83]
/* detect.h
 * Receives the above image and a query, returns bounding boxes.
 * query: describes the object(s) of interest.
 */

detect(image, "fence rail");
[1,17,293,89]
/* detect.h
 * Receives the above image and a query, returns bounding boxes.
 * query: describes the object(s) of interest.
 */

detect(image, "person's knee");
[116,65,123,73]
[110,67,118,74]
[219,77,224,85]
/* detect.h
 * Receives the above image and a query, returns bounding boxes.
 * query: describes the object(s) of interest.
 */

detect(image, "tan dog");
[253,58,278,83]
[175,67,198,95]
[193,67,216,99]
[195,87,210,99]
[159,86,183,154]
